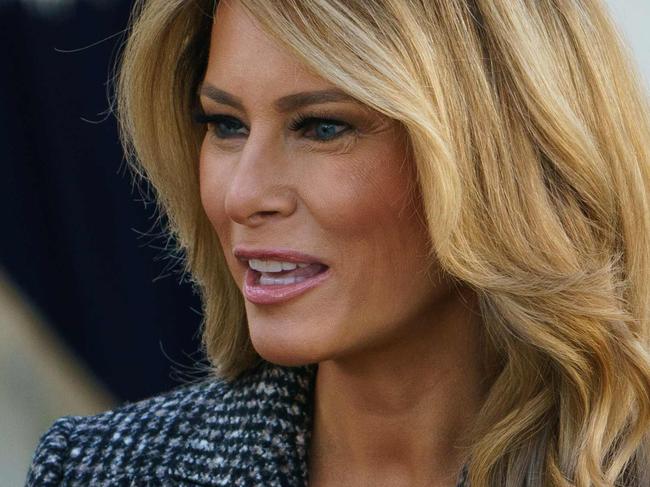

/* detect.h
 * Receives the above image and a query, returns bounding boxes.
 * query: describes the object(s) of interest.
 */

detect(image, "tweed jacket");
[25,360,470,486]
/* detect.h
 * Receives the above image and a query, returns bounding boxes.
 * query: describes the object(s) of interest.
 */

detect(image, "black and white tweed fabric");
[25,360,470,486]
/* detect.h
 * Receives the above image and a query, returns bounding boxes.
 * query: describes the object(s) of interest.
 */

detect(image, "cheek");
[311,146,422,252]
[306,143,431,310]
[306,145,436,349]
[199,142,230,243]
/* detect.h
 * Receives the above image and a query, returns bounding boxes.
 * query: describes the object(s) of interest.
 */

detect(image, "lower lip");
[243,266,331,305]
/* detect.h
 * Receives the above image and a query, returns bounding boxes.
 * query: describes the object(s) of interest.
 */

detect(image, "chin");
[252,343,323,367]
[248,321,331,367]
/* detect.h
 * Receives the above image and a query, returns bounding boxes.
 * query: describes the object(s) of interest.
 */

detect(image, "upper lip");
[233,246,328,266]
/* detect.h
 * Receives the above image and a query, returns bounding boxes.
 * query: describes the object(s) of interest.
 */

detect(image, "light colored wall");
[604,0,650,91]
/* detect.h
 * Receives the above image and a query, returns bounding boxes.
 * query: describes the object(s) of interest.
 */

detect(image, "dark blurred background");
[1,0,204,405]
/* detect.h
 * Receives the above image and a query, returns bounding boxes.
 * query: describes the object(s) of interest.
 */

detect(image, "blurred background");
[1,1,205,484]
[1,0,648,485]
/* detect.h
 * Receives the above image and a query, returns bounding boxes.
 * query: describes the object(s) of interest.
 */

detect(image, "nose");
[224,136,297,227]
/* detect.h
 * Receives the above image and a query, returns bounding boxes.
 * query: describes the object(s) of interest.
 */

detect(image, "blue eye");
[214,117,247,137]
[192,112,247,138]
[192,109,352,143]
[289,116,350,142]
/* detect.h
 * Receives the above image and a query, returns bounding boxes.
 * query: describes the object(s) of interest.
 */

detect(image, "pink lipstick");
[234,246,331,305]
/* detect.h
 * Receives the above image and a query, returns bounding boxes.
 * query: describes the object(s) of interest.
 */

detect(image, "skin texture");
[198,1,489,485]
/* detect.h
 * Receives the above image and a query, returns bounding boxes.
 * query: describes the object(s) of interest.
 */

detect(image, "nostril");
[245,210,286,226]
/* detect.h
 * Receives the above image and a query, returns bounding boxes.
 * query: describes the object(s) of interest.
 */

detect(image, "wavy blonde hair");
[116,0,650,485]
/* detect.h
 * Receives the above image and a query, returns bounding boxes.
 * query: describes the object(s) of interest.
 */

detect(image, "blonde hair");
[116,0,650,485]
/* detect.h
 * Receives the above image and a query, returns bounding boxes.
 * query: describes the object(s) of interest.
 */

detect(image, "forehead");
[207,1,332,99]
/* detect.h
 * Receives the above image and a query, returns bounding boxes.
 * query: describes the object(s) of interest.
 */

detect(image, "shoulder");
[25,415,78,486]
[25,376,226,486]
[25,361,317,486]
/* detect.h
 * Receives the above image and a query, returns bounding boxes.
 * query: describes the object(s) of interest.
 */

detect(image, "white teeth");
[249,259,311,272]
[259,275,308,285]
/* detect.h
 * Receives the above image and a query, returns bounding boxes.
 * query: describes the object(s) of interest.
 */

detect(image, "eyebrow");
[198,82,359,113]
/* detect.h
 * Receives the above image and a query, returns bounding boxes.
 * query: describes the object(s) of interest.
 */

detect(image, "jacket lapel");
[161,361,319,486]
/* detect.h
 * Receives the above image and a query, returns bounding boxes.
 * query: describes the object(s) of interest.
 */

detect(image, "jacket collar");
[161,360,469,486]
[164,360,319,486]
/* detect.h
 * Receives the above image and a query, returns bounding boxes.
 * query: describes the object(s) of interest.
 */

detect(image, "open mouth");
[234,248,333,304]
[250,263,329,286]
[243,260,331,304]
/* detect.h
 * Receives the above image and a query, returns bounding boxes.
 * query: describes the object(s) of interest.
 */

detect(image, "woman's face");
[199,1,455,365]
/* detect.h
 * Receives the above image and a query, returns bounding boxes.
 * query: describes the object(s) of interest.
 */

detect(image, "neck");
[307,288,490,487]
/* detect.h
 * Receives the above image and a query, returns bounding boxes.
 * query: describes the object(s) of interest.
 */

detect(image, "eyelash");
[191,109,354,143]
